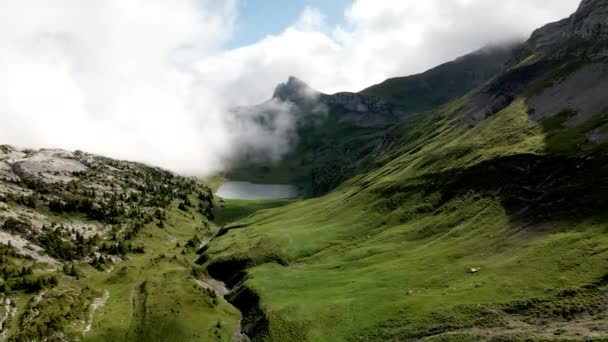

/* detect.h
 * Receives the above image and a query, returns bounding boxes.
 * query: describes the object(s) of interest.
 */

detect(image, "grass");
[227,112,386,196]
[207,187,608,340]
[361,46,513,113]
[214,199,295,226]
[203,65,608,340]
[83,195,241,342]
[0,188,241,342]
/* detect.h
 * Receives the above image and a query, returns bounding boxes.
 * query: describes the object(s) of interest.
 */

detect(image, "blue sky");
[226,0,352,48]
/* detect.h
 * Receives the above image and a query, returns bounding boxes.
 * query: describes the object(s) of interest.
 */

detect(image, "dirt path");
[126,281,148,341]
[83,290,110,334]
[194,278,230,297]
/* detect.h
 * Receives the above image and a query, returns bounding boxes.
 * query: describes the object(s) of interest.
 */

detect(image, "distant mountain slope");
[360,45,517,114]
[203,1,608,341]
[226,47,516,195]
[273,76,406,128]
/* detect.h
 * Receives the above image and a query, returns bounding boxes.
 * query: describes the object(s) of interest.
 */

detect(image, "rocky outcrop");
[0,147,88,184]
[273,76,405,128]
[527,63,608,124]
[463,0,608,125]
[528,0,608,49]
[0,144,213,264]
[272,76,321,105]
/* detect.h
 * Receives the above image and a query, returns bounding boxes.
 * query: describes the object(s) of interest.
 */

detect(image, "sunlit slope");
[202,5,608,339]
[227,46,517,197]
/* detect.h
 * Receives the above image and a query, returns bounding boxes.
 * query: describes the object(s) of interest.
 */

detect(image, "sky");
[0,0,582,175]
[227,0,351,48]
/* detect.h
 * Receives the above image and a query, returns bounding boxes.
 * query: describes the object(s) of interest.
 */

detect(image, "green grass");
[214,199,295,226]
[207,186,608,340]
[203,70,608,340]
[203,175,227,192]
[541,108,608,155]
[227,112,386,196]
[83,197,241,342]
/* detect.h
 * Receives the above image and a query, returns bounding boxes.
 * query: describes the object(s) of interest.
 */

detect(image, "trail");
[126,281,148,341]
[83,290,109,334]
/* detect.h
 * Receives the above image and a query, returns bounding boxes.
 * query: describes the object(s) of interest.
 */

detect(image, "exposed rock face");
[0,147,88,183]
[464,0,608,125]
[527,63,608,124]
[321,92,404,127]
[272,76,321,105]
[528,0,608,49]
[273,76,404,128]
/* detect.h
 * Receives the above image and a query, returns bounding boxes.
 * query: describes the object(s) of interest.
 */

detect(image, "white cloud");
[199,0,581,103]
[0,0,582,175]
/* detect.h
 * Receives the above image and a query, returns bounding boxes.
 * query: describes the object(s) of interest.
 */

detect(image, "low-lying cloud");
[0,0,580,175]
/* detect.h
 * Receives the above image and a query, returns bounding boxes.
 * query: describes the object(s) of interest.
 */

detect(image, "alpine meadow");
[1,1,608,341]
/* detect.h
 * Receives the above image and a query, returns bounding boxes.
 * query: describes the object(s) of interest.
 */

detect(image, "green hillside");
[361,45,517,114]
[2,1,607,341]
[202,1,608,340]
[0,149,242,341]
[227,47,517,197]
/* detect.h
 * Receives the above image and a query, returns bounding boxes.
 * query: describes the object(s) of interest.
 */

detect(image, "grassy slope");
[83,195,241,342]
[215,199,294,226]
[360,47,515,113]
[227,48,516,197]
[228,110,388,196]
[205,62,608,340]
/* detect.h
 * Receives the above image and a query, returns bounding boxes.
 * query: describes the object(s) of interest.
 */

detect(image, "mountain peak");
[571,0,608,37]
[529,0,608,48]
[272,76,320,103]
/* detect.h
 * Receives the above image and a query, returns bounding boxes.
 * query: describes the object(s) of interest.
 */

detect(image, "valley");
[2,0,608,341]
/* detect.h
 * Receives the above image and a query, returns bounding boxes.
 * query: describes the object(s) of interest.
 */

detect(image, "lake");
[216,181,298,200]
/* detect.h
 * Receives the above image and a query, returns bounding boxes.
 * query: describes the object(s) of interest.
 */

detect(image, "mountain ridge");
[202,1,608,340]
[227,45,519,194]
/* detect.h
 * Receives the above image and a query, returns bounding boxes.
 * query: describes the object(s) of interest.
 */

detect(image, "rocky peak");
[570,0,608,38]
[267,76,405,128]
[529,0,608,48]
[272,76,320,104]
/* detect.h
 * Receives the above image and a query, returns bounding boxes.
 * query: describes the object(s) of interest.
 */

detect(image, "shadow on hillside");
[440,153,608,222]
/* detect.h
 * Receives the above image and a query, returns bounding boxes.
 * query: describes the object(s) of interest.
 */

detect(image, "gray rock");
[528,0,608,49]
[527,64,608,124]
[273,76,405,128]
[11,149,88,183]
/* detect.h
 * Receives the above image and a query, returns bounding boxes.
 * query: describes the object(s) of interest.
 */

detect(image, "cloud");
[198,0,581,103]
[0,0,581,175]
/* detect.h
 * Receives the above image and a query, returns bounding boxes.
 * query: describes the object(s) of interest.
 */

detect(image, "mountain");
[3,1,607,341]
[360,44,518,114]
[0,146,245,341]
[202,1,608,341]
[273,76,405,128]
[227,47,518,195]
